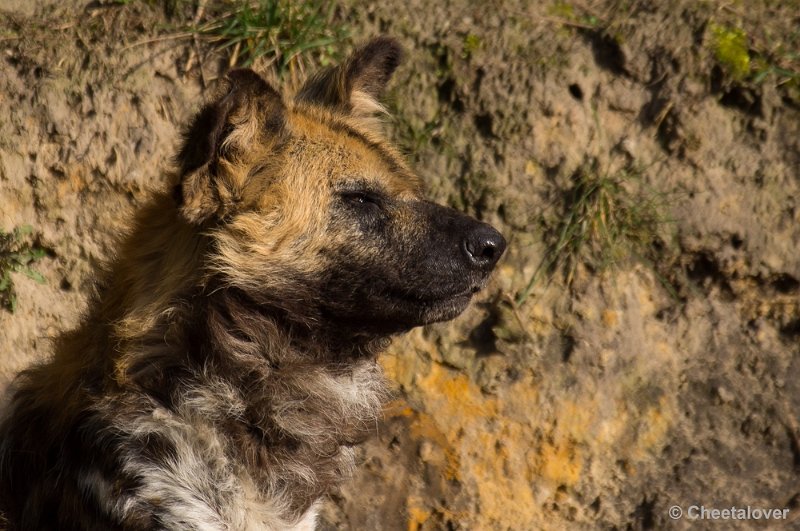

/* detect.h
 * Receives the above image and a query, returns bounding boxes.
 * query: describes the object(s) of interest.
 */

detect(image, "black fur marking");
[296,37,404,111]
[175,68,285,177]
[344,36,404,98]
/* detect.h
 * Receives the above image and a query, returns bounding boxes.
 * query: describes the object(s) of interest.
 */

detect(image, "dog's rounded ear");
[176,69,286,224]
[296,36,403,116]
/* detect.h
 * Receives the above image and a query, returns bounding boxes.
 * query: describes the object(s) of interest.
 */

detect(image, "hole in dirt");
[473,112,495,139]
[780,319,800,338]
[633,497,656,529]
[782,95,800,111]
[468,311,499,356]
[730,234,744,250]
[686,253,735,299]
[687,253,719,282]
[561,334,576,363]
[788,429,800,469]
[473,67,486,94]
[719,86,762,116]
[505,366,521,383]
[59,278,72,291]
[655,308,674,322]
[388,436,400,451]
[496,204,507,222]
[437,77,465,113]
[771,273,799,294]
[587,31,627,75]
[710,67,764,116]
[787,493,800,510]
[590,497,601,513]
[568,83,584,101]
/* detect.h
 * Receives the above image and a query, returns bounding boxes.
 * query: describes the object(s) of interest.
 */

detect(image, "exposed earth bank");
[1,1,799,529]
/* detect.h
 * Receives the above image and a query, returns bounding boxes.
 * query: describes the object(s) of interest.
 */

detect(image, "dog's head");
[175,37,505,338]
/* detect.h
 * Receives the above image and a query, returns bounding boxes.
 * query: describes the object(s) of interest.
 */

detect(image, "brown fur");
[0,37,505,530]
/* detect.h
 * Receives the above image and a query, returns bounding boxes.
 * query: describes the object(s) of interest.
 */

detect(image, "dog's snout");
[462,224,506,270]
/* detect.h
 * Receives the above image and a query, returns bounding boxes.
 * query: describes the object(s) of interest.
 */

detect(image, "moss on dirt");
[711,23,751,80]
[0,226,46,313]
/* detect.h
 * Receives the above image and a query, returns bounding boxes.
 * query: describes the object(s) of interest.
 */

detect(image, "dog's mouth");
[384,281,485,324]
[417,290,474,324]
[388,282,483,305]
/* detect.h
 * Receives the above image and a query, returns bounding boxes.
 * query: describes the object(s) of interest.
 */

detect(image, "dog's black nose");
[462,224,506,270]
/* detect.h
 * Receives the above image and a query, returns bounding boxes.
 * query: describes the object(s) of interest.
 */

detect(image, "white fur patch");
[95,362,382,530]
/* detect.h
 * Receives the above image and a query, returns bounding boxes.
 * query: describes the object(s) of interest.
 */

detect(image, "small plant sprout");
[190,0,348,73]
[0,225,47,313]
[517,161,673,305]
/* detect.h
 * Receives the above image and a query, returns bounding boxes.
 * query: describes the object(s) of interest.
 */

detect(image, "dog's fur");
[0,37,505,530]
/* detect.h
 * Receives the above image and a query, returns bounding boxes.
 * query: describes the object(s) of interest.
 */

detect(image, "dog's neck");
[115,273,389,519]
[192,286,390,516]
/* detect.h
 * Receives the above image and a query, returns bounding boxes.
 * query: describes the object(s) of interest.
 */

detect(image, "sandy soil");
[1,1,799,529]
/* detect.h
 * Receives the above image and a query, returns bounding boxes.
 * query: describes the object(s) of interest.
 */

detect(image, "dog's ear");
[175,69,286,224]
[296,36,403,117]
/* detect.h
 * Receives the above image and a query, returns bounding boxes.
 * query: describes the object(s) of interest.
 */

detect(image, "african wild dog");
[0,37,505,529]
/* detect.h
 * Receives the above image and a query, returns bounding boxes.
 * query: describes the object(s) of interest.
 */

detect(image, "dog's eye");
[341,191,382,208]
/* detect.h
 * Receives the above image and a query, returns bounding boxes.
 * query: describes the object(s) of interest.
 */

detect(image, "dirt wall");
[1,1,799,529]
